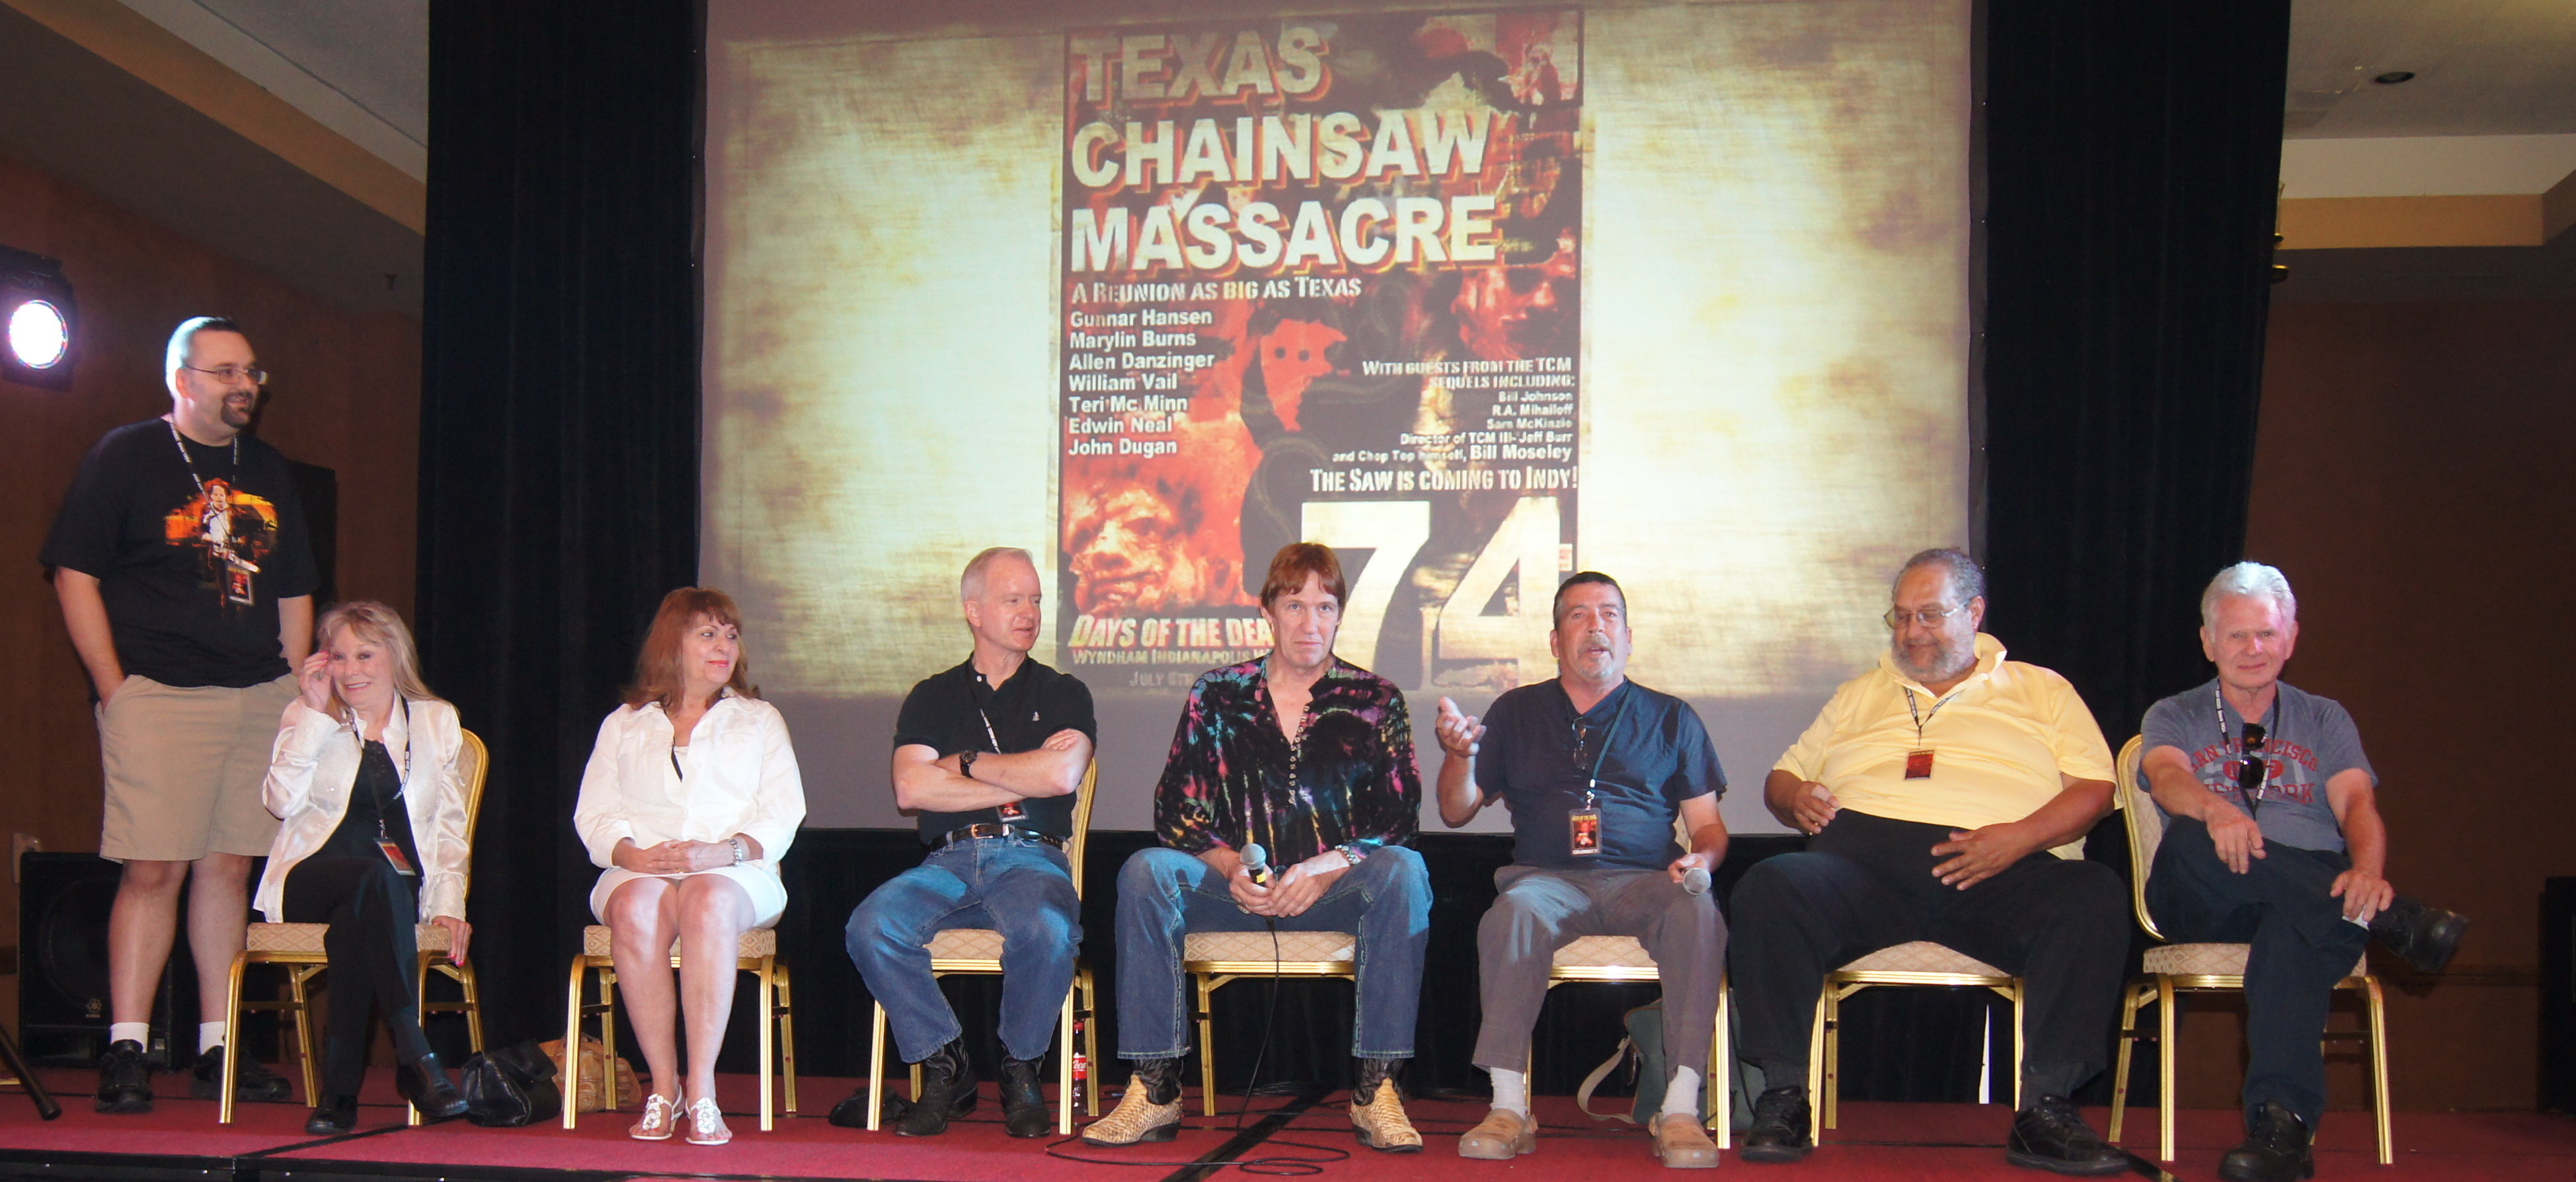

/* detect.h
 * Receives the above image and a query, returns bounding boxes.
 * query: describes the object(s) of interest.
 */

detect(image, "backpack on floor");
[1573,1001,1766,1130]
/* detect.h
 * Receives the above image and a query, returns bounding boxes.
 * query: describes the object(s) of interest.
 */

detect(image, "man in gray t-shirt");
[2136,563,2466,1182]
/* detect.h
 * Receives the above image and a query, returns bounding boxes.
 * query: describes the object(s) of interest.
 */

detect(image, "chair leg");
[563,957,588,1130]
[598,968,621,1113]
[2157,977,2178,1162]
[1195,973,1220,1117]
[1710,978,1731,1149]
[410,954,434,1126]
[458,962,486,1053]
[289,966,320,1109]
[753,960,774,1131]
[219,953,248,1124]
[1082,967,1103,1117]
[773,963,797,1114]
[1822,983,1844,1130]
[2008,983,2025,1112]
[2362,976,2393,1165]
[2109,983,2144,1143]
[867,1000,889,1132]
[1805,978,1829,1144]
[1058,975,1079,1135]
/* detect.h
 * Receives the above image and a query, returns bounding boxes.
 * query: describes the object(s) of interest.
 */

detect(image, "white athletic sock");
[109,1022,149,1048]
[1487,1066,1530,1117]
[200,1021,227,1055]
[1661,1066,1703,1119]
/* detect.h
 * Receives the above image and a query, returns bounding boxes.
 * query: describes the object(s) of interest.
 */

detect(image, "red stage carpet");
[2,1068,2569,1181]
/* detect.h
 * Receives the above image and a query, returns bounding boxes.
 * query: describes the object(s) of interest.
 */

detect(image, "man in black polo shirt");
[1435,572,1730,1169]
[833,547,1097,1138]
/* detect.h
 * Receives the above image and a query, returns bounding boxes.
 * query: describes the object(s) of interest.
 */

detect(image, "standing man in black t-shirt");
[41,317,317,1113]
[833,547,1097,1138]
[1435,572,1730,1169]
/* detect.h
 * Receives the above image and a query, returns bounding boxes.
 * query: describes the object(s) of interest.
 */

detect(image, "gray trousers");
[1473,863,1727,1076]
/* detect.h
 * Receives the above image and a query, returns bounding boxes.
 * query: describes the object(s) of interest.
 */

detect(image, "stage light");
[1,245,77,391]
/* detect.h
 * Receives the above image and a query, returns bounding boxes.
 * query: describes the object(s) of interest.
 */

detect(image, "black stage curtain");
[1980,0,2292,741]
[416,0,705,1048]
[413,0,2289,1098]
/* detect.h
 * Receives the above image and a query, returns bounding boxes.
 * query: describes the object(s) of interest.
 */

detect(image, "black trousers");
[1730,811,2128,1101]
[283,855,430,1097]
[2145,816,2367,1128]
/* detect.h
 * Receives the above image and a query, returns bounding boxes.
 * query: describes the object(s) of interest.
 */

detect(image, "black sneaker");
[2219,1101,2316,1182]
[1738,1085,1814,1163]
[190,1045,294,1102]
[305,1094,360,1135]
[2369,896,2468,974]
[896,1037,980,1137]
[94,1039,154,1114]
[2006,1094,2130,1175]
[1000,1056,1050,1138]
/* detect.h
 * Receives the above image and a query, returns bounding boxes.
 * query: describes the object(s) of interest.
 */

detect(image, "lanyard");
[1901,685,1960,744]
[1571,686,1633,808]
[167,418,238,496]
[353,697,411,843]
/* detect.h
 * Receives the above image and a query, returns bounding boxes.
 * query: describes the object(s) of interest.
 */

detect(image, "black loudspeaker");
[2544,877,2576,1115]
[16,853,191,1066]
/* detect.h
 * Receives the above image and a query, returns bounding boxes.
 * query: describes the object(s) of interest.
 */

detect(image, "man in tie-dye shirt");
[1083,543,1430,1154]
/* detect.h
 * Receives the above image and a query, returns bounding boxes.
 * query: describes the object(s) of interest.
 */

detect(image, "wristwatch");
[958,749,979,779]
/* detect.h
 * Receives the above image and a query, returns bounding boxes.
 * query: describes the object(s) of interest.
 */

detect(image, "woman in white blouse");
[572,587,805,1146]
[256,601,472,1133]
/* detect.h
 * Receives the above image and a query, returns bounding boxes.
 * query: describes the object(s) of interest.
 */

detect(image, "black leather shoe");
[2370,895,2468,974]
[1738,1085,1814,1163]
[394,1054,469,1122]
[2006,1094,2130,1175]
[190,1045,293,1102]
[826,1084,877,1128]
[305,1094,360,1135]
[2219,1101,2316,1182]
[896,1037,980,1137]
[1001,1056,1051,1138]
[93,1039,154,1115]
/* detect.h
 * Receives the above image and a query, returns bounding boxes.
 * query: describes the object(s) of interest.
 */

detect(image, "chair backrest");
[1066,761,1101,898]
[2113,734,2168,942]
[458,727,491,851]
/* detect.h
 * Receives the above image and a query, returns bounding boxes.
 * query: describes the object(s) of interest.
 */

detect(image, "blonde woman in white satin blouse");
[571,587,805,1146]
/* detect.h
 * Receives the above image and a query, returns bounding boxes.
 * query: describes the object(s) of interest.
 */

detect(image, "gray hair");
[165,315,245,384]
[2201,561,2296,628]
[1894,547,1986,606]
[960,546,1034,600]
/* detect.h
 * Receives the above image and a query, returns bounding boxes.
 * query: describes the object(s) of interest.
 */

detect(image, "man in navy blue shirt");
[1435,572,1729,1169]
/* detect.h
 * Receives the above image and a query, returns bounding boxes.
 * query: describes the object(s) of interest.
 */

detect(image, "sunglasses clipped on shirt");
[2234,723,2267,812]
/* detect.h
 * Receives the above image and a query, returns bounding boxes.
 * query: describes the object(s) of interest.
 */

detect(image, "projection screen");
[702,1,1974,833]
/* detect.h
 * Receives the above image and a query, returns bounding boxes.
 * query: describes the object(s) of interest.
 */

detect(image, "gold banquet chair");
[864,762,1104,1134]
[1549,935,1732,1147]
[563,925,798,1128]
[219,729,491,1125]
[1184,927,1358,1115]
[2104,736,2392,1165]
[1808,941,2024,1140]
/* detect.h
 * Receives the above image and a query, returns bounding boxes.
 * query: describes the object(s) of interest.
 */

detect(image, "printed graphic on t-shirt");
[161,479,280,610]
[2184,736,2323,810]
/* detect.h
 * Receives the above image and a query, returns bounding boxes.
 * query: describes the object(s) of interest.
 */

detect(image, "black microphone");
[1241,842,1272,886]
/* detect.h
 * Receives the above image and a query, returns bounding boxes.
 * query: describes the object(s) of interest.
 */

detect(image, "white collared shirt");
[571,691,806,869]
[256,696,473,922]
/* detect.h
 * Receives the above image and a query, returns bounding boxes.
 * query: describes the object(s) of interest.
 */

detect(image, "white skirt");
[588,863,787,929]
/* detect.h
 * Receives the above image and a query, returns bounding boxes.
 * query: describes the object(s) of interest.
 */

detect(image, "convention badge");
[997,800,1027,822]
[1904,748,1936,779]
[375,840,420,877]
[1568,805,1604,857]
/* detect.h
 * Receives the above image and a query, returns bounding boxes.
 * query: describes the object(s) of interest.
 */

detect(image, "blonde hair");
[314,600,438,717]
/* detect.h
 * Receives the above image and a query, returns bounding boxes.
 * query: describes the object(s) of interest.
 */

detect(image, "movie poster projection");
[1058,13,1584,697]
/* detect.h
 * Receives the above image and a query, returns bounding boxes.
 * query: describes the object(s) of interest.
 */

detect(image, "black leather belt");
[936,823,1065,850]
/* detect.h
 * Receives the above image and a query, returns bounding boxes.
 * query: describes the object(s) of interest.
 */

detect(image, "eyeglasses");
[1883,602,1972,630]
[2234,723,2268,796]
[180,364,268,386]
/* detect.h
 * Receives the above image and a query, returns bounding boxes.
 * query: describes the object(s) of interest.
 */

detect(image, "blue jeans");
[1113,844,1430,1061]
[845,836,1081,1063]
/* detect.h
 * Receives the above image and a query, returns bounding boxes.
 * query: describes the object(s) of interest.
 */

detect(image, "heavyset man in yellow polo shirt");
[1731,549,2132,1176]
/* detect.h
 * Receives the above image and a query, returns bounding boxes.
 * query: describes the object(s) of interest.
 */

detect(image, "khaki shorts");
[98,674,295,863]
